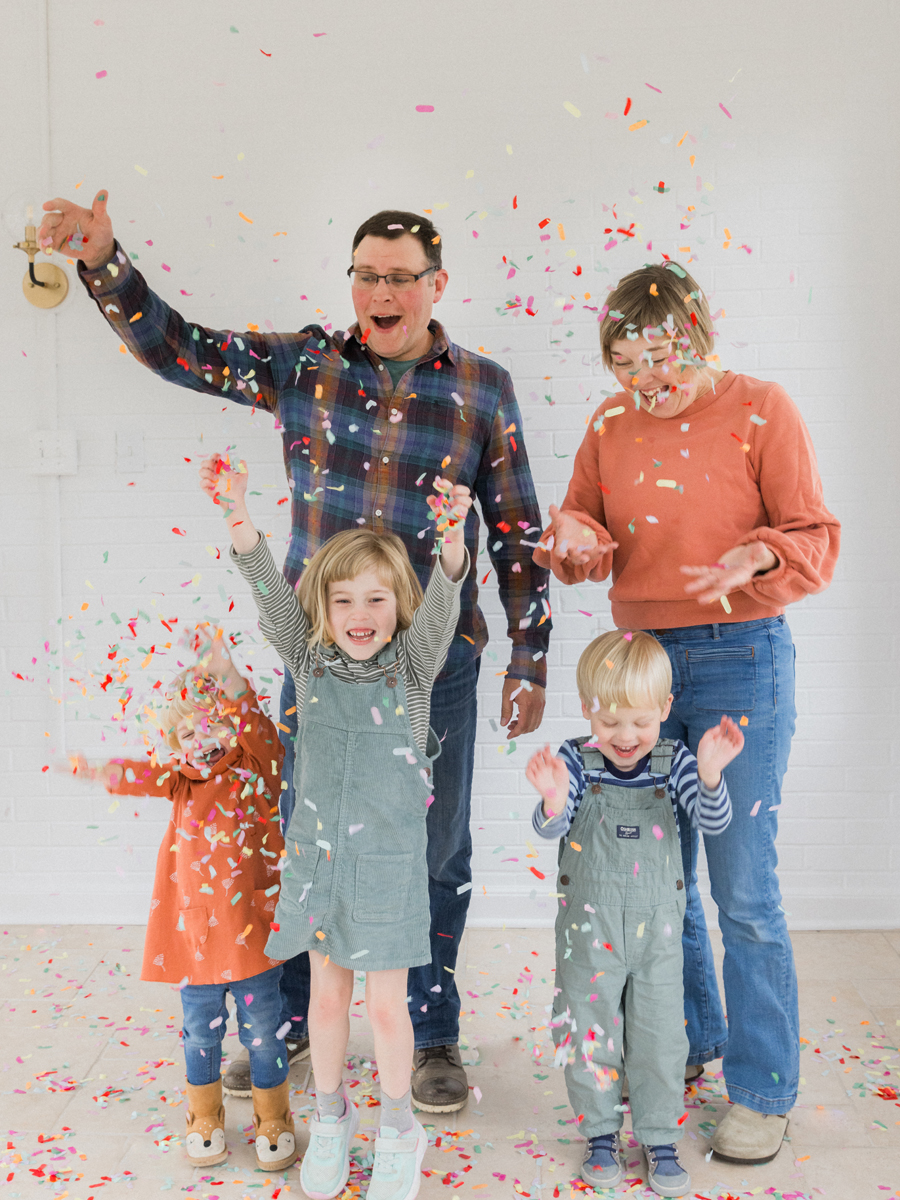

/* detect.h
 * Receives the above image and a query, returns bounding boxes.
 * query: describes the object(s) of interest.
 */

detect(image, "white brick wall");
[1,1,898,928]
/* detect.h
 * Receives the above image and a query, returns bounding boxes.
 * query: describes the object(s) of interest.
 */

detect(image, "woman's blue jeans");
[276,657,480,1049]
[180,966,288,1088]
[656,616,799,1115]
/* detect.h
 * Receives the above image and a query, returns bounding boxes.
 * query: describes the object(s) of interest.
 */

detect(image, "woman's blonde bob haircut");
[599,262,715,371]
[576,629,672,712]
[296,528,424,649]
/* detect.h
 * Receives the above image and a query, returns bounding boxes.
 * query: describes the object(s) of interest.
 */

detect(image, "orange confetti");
[129,311,142,323]
[739,716,749,726]
[238,211,254,224]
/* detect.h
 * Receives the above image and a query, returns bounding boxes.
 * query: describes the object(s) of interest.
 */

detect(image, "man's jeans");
[276,658,480,1049]
[181,966,287,1088]
[657,616,799,1115]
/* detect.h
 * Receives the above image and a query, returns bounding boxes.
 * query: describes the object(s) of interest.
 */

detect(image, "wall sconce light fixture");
[5,194,68,309]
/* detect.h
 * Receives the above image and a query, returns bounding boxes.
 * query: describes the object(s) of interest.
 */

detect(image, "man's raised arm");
[38,189,311,414]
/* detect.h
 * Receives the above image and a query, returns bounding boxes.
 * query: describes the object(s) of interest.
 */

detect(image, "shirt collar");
[343,319,456,368]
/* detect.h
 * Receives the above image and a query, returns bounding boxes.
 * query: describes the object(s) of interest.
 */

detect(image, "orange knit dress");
[107,687,286,986]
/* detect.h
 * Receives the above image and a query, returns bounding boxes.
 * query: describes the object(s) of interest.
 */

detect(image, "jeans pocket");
[686,644,756,712]
[353,854,413,923]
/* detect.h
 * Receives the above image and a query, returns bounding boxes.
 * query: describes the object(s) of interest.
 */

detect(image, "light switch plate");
[30,430,77,476]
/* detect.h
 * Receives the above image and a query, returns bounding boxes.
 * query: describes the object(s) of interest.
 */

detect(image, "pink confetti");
[95,69,107,79]
[623,632,633,641]
[645,82,662,92]
[370,706,383,725]
[633,860,639,876]
[312,31,327,36]
[750,800,762,817]
[652,825,663,840]
[415,104,435,113]
[473,1085,483,1103]
[719,102,732,118]
[161,263,171,272]
[244,993,253,1004]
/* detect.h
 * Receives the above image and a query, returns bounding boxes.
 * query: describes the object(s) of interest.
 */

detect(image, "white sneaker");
[367,1119,429,1200]
[300,1093,359,1200]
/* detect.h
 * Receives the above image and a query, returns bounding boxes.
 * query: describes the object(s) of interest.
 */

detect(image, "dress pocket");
[284,843,319,912]
[353,854,413,923]
[177,906,210,954]
[686,643,756,712]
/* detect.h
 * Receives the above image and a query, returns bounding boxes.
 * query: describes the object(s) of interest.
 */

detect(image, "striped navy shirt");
[232,533,467,756]
[533,738,732,841]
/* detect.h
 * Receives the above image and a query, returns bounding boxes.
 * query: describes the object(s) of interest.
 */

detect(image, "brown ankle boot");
[252,1079,297,1171]
[184,1079,228,1166]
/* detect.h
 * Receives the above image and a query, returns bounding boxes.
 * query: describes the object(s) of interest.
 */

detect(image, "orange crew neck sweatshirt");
[533,372,840,630]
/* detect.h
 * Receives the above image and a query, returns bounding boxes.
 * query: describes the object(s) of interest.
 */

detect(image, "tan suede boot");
[252,1079,298,1171]
[711,1103,789,1164]
[184,1079,228,1167]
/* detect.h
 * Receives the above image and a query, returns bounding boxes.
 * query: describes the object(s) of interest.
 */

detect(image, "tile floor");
[1,924,899,1200]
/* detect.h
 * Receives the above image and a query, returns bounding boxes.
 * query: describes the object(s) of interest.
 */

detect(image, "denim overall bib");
[551,737,689,1146]
[265,646,439,972]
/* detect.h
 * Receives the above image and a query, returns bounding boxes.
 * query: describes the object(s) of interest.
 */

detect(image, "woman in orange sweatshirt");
[534,262,839,1167]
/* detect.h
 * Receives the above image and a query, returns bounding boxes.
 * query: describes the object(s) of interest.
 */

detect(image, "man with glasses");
[39,193,551,1114]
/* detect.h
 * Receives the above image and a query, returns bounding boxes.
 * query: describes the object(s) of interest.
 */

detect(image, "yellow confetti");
[636,922,645,938]
[563,101,581,118]
[720,595,733,614]
[657,479,677,488]
[134,164,148,175]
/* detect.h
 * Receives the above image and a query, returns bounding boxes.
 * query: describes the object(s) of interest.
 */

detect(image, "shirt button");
[655,787,667,799]
[559,874,570,886]
[676,880,684,890]
[591,784,602,794]
[383,456,389,463]
[375,509,382,517]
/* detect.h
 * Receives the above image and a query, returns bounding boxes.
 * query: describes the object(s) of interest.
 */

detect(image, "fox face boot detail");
[184,1080,228,1167]
[252,1079,298,1171]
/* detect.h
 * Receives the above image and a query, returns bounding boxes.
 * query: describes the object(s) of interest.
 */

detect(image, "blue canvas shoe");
[643,1143,691,1198]
[581,1131,623,1189]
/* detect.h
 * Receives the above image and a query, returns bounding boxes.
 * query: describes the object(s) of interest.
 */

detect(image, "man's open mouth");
[372,315,401,330]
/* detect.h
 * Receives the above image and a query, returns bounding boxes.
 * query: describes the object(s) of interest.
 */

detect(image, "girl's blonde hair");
[297,529,424,648]
[576,630,672,712]
[160,668,222,752]
[599,262,715,370]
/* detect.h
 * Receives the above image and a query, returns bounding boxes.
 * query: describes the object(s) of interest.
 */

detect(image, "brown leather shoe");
[411,1044,468,1113]
[222,1035,310,1098]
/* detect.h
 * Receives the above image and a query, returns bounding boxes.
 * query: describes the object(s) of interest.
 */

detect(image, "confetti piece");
[238,211,254,224]
[370,707,383,725]
[562,101,581,118]
[134,164,148,175]
[720,594,732,613]
[750,800,762,816]
[415,104,435,113]
[646,515,659,524]
[740,715,749,726]
[656,479,677,488]
[349,823,364,835]
[628,119,648,131]
[95,69,107,79]
[719,102,733,118]
[652,825,663,840]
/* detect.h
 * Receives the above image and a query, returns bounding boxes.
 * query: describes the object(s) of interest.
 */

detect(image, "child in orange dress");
[67,630,295,1171]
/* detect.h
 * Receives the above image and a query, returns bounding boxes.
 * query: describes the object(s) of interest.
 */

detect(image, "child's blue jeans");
[180,965,288,1088]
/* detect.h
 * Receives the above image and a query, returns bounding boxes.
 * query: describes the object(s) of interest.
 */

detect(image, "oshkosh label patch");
[617,824,640,839]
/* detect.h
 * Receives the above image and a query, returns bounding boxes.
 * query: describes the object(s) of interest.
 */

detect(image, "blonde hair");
[599,262,715,371]
[296,529,424,648]
[160,667,221,752]
[576,630,672,712]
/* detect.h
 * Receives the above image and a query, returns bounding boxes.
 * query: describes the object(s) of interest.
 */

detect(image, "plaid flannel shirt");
[78,246,551,684]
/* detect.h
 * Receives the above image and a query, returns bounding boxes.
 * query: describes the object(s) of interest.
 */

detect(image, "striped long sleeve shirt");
[232,533,468,756]
[77,248,551,685]
[532,738,732,840]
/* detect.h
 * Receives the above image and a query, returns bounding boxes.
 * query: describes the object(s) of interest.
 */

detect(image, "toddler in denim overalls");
[527,630,743,1198]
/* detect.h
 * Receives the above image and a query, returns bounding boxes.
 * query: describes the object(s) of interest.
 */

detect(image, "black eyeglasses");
[347,266,438,291]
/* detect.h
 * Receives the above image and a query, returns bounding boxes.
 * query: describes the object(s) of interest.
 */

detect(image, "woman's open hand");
[546,505,617,567]
[680,542,778,605]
